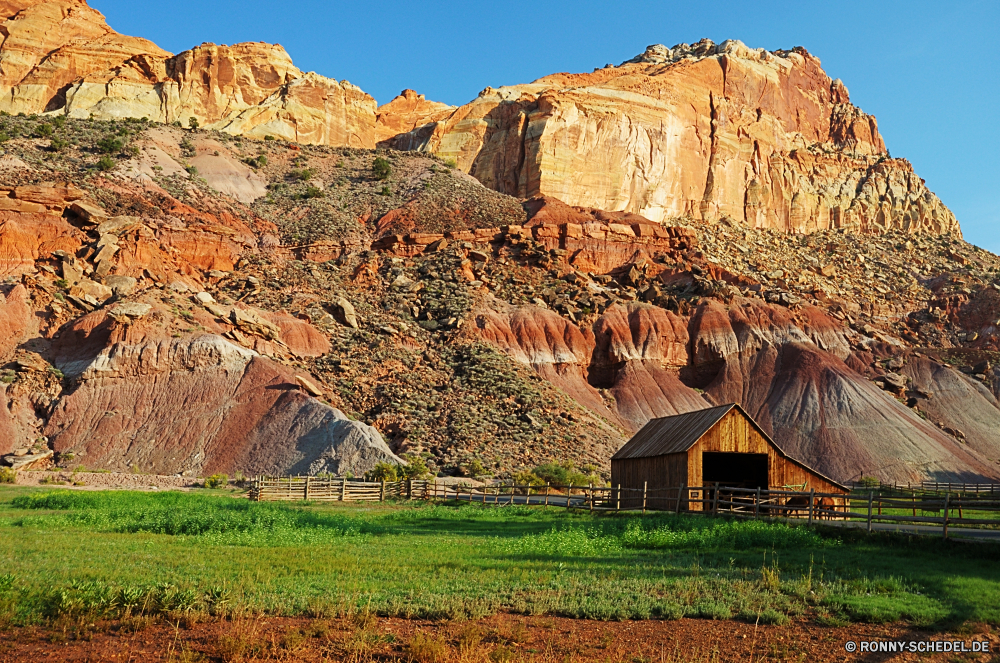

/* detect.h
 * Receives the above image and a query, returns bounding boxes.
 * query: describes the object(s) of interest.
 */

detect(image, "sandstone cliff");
[0,0,377,146]
[384,39,958,236]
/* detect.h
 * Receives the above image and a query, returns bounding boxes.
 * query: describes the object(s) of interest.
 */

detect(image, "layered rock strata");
[0,0,376,146]
[385,39,958,236]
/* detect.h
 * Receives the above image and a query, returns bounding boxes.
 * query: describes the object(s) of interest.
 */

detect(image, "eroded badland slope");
[0,0,996,483]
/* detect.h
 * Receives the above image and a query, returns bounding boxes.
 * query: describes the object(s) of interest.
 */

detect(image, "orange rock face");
[384,39,958,237]
[0,1,377,146]
[374,89,456,146]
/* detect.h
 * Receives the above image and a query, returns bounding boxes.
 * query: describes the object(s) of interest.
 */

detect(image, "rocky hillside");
[385,39,957,236]
[0,1,994,484]
[0,113,995,484]
[0,2,955,242]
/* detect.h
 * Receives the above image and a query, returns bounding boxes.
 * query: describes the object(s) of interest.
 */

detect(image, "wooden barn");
[610,403,849,511]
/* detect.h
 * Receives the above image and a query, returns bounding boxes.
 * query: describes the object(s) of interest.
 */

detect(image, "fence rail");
[849,480,1000,496]
[249,477,1000,539]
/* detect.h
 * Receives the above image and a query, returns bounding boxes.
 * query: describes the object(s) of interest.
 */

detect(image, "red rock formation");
[471,297,1000,483]
[375,90,455,146]
[0,1,377,146]
[46,325,397,476]
[385,40,957,237]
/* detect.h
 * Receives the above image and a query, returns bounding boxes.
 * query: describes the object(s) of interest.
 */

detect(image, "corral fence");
[849,480,1000,496]
[249,477,1000,539]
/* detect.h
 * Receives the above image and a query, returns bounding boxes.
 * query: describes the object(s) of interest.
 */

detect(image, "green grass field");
[1,485,998,630]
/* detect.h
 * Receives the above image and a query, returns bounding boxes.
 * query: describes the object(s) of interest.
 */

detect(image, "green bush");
[34,123,53,138]
[188,116,199,129]
[264,135,275,141]
[372,156,392,180]
[442,157,457,169]
[204,474,228,489]
[523,461,601,487]
[0,132,9,143]
[0,467,16,484]
[301,185,323,199]
[365,462,400,482]
[96,136,124,154]
[289,168,316,181]
[49,136,69,152]
[400,455,432,480]
[185,165,198,176]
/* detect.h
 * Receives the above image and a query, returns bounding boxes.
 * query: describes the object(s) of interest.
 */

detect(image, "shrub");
[0,369,15,384]
[465,459,487,479]
[400,455,432,480]
[289,168,316,181]
[53,115,66,128]
[34,123,53,138]
[96,136,124,154]
[365,462,399,482]
[301,185,323,199]
[186,165,198,176]
[525,461,601,487]
[0,467,15,484]
[264,135,275,141]
[379,185,391,196]
[442,157,457,168]
[0,132,9,143]
[188,116,199,129]
[49,136,69,152]
[204,474,228,489]
[372,156,392,180]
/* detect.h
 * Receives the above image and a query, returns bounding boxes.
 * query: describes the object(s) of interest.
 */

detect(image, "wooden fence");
[849,480,1000,495]
[249,477,1000,539]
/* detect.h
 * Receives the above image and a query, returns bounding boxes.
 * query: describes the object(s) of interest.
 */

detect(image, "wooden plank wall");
[613,409,846,512]
[611,454,687,510]
[689,409,846,496]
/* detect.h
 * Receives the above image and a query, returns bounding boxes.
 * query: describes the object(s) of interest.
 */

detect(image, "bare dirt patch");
[14,471,199,491]
[0,613,995,662]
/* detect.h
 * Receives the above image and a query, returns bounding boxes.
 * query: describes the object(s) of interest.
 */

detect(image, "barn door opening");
[702,452,768,490]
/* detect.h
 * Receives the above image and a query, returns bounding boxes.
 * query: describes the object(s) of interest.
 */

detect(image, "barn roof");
[611,403,849,492]
[612,403,736,460]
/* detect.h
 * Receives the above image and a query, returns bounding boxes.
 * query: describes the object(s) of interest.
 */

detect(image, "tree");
[188,116,200,129]
[372,156,392,181]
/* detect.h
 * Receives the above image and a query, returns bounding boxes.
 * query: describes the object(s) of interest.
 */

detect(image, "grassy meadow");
[0,485,998,630]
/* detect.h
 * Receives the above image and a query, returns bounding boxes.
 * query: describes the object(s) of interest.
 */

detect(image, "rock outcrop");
[471,299,1000,483]
[46,326,399,477]
[0,0,377,146]
[384,39,958,236]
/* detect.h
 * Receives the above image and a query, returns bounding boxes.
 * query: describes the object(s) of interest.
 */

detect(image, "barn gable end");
[610,404,847,511]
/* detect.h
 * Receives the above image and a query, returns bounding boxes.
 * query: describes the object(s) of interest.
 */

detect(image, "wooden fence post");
[807,489,815,525]
[866,491,873,532]
[615,484,620,511]
[406,479,412,500]
[754,487,761,517]
[568,483,573,510]
[713,482,719,514]
[545,483,550,507]
[380,479,385,502]
[340,478,347,501]
[676,484,686,514]
[942,492,950,539]
[589,484,594,513]
[642,481,648,514]
[304,476,311,501]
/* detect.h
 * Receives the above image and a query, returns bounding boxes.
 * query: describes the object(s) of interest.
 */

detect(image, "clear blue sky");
[92,0,999,253]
